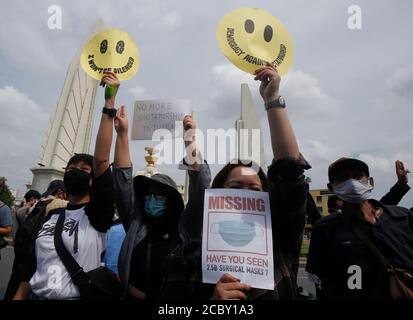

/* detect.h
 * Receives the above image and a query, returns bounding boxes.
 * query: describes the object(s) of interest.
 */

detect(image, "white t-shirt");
[29,207,106,299]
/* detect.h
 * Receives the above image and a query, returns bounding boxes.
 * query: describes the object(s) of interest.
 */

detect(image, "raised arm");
[254,63,299,160]
[380,160,410,206]
[93,71,119,177]
[84,72,119,232]
[114,106,131,167]
[179,115,211,241]
[113,106,135,230]
[183,115,202,171]
[254,63,309,247]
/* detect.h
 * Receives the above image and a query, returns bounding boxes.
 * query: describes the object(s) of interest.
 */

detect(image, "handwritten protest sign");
[80,28,139,81]
[131,99,191,140]
[216,7,294,75]
[202,188,274,290]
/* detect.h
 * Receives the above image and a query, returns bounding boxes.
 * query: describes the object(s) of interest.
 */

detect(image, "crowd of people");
[1,64,412,300]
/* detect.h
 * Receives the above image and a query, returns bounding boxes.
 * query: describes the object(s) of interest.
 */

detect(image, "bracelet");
[102,107,117,118]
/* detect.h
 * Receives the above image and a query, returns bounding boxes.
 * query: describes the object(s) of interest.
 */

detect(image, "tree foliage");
[0,177,15,207]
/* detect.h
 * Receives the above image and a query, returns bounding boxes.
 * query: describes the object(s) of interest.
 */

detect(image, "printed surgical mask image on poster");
[209,217,266,250]
[202,189,274,290]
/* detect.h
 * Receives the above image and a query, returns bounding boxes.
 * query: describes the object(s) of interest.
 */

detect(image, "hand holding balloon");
[100,71,120,100]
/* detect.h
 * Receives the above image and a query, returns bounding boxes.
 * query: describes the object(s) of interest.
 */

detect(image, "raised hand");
[211,273,251,300]
[254,63,281,103]
[183,114,202,168]
[396,160,409,185]
[100,71,120,100]
[114,105,128,135]
[183,115,196,147]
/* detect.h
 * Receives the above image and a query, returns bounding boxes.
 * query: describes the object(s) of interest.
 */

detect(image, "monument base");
[30,167,65,195]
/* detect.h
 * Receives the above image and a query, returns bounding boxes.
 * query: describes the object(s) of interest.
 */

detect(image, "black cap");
[328,157,370,183]
[42,180,66,198]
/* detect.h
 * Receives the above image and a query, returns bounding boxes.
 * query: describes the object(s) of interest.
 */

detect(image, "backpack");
[13,199,54,267]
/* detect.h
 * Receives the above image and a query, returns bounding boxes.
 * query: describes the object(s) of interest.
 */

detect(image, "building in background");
[303,188,334,239]
[309,189,333,217]
[235,84,266,172]
[9,189,23,207]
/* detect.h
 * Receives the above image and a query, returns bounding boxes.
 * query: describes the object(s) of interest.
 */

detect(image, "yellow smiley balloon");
[80,28,139,81]
[217,7,294,75]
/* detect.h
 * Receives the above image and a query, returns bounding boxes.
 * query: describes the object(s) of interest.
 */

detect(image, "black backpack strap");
[27,199,55,241]
[53,211,90,286]
[352,222,394,272]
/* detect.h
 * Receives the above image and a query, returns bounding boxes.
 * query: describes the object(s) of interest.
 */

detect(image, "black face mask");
[64,168,91,196]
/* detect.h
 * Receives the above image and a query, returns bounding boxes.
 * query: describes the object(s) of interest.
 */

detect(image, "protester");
[0,198,13,260]
[103,214,126,275]
[12,71,118,300]
[4,180,67,300]
[307,191,323,224]
[112,106,210,300]
[15,190,41,227]
[320,160,410,220]
[306,158,413,299]
[160,63,311,300]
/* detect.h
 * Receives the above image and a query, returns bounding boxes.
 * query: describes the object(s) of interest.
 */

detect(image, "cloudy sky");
[0,0,412,207]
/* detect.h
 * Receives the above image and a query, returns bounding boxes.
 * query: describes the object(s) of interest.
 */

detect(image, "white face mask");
[333,178,373,204]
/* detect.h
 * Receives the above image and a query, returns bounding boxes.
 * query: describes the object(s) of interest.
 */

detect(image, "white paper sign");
[202,188,274,290]
[131,99,191,140]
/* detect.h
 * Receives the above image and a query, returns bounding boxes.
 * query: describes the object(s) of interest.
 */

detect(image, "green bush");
[301,241,310,257]
[0,177,15,207]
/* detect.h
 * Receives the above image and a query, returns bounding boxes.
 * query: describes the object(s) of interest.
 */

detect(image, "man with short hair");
[16,190,41,227]
[306,158,413,300]
[37,180,68,216]
[326,160,410,216]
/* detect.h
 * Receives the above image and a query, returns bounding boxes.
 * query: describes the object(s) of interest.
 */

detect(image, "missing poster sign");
[131,99,191,140]
[202,188,274,290]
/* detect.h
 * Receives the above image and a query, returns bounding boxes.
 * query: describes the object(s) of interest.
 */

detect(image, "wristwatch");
[102,107,117,118]
[265,95,286,110]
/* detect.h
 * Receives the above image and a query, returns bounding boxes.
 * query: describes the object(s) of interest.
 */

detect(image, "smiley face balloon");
[217,7,294,75]
[80,28,139,81]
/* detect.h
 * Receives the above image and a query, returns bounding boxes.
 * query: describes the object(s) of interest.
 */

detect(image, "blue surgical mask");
[210,220,263,247]
[333,178,373,204]
[144,194,167,217]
